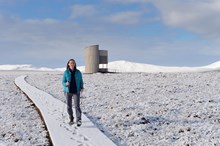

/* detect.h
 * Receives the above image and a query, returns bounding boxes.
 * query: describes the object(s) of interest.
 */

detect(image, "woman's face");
[68,60,75,68]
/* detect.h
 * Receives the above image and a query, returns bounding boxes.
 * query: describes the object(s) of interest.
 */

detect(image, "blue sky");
[1,0,220,68]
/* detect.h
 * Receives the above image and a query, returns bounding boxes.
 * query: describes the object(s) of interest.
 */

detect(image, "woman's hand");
[66,82,70,86]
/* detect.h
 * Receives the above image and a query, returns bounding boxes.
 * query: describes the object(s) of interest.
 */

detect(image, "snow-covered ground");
[26,71,220,146]
[0,71,50,146]
[15,75,116,146]
[2,60,220,145]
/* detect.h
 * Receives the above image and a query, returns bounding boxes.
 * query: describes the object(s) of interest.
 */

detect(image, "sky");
[1,0,220,68]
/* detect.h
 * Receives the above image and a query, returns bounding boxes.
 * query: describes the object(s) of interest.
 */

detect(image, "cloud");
[105,0,220,43]
[0,15,89,66]
[1,1,220,67]
[25,18,59,25]
[0,13,159,66]
[151,0,220,42]
[0,13,165,66]
[70,4,97,19]
[105,11,143,25]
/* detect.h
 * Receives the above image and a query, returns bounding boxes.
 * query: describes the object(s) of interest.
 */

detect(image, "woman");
[62,59,84,126]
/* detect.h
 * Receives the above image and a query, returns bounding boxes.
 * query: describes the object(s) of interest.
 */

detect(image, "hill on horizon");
[1,60,220,73]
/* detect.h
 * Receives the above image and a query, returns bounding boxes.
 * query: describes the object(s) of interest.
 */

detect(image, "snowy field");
[0,71,50,146]
[15,75,116,146]
[2,70,220,145]
[26,70,220,145]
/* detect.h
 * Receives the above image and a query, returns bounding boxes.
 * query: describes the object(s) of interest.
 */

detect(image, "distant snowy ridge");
[0,64,64,71]
[1,60,220,73]
[108,60,220,73]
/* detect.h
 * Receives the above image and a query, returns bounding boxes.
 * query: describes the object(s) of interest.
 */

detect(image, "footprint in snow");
[70,136,88,145]
[77,134,89,142]
[83,136,89,141]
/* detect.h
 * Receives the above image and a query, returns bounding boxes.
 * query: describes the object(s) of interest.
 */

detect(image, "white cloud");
[25,18,59,25]
[0,15,88,65]
[70,4,97,19]
[106,0,220,43]
[105,11,143,25]
[152,0,220,42]
[0,1,220,67]
[0,14,170,66]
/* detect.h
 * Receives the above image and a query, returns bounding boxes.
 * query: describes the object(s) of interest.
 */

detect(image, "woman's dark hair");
[66,59,77,70]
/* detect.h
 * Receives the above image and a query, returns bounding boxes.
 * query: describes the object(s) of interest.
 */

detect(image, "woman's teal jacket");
[62,69,84,93]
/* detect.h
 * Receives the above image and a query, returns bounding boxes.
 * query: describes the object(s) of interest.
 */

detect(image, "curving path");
[15,75,116,146]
